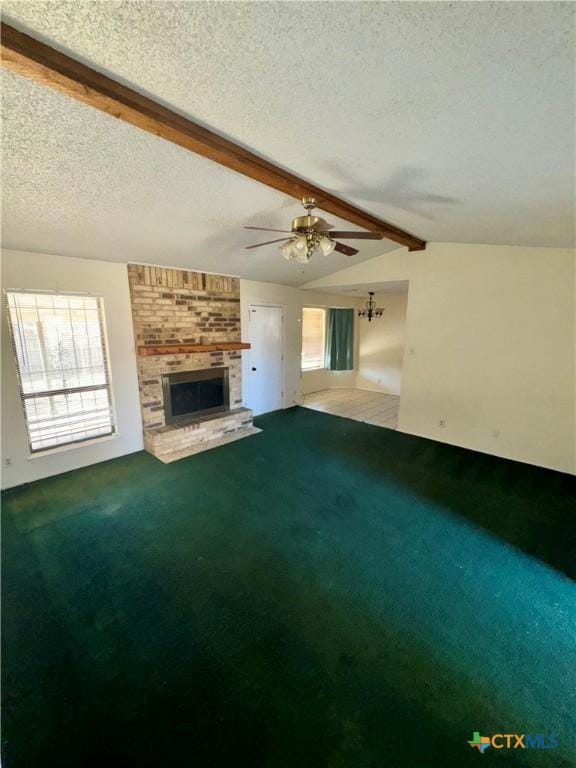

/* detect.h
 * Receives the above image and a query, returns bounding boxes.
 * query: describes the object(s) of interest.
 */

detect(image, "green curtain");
[325,308,354,371]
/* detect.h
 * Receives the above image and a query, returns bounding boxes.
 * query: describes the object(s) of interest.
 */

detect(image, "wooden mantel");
[138,342,251,357]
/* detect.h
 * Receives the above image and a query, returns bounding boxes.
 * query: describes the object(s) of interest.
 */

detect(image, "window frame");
[5,289,117,455]
[301,306,327,372]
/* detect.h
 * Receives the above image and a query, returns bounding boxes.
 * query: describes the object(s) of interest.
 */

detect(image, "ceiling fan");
[244,197,385,263]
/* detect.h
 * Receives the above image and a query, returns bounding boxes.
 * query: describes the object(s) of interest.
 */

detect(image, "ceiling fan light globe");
[293,235,307,252]
[280,241,294,260]
[319,236,336,256]
[295,251,310,265]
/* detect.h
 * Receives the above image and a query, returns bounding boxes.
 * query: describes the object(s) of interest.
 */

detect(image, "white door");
[248,305,283,415]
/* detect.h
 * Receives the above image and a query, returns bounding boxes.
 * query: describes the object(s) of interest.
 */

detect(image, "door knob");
[251,367,257,371]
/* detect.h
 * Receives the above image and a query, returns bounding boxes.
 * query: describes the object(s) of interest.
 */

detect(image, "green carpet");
[2,407,575,767]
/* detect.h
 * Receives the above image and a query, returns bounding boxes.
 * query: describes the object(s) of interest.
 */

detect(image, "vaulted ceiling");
[2,1,574,285]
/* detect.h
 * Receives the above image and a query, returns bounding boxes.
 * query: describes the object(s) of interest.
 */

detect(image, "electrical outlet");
[4,457,12,467]
[408,346,416,356]
[438,420,446,428]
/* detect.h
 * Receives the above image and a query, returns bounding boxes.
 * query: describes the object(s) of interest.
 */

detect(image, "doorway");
[248,305,283,415]
[302,282,409,430]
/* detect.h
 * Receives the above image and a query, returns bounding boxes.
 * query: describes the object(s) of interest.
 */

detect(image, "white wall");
[304,243,576,475]
[301,365,357,395]
[239,280,359,409]
[356,291,408,396]
[1,250,143,489]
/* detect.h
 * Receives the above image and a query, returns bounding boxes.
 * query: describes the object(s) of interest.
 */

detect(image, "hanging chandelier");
[358,292,384,322]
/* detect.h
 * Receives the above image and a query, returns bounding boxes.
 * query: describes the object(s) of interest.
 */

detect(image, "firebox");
[162,368,230,424]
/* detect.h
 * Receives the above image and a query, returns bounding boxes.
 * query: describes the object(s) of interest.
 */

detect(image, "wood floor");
[302,388,400,430]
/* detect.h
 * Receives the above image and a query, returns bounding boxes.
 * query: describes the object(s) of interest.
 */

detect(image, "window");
[301,307,326,371]
[6,291,115,453]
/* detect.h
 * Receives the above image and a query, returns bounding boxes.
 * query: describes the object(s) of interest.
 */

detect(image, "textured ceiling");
[2,1,574,285]
[1,71,397,284]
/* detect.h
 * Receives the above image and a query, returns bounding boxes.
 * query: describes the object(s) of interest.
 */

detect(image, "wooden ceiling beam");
[1,22,426,251]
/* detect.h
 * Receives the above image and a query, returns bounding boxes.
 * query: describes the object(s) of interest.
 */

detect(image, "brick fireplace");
[127,264,258,462]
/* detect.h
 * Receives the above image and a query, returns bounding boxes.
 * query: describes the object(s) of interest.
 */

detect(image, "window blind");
[301,307,326,371]
[6,291,115,453]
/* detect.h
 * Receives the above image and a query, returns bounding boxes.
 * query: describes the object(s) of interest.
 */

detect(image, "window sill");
[301,367,326,373]
[27,432,120,460]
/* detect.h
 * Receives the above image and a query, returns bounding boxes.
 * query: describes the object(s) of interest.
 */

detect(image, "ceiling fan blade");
[334,242,359,257]
[244,226,291,233]
[329,231,383,239]
[245,238,291,250]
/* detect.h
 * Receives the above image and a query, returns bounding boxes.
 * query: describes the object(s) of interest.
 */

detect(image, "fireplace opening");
[162,368,230,424]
